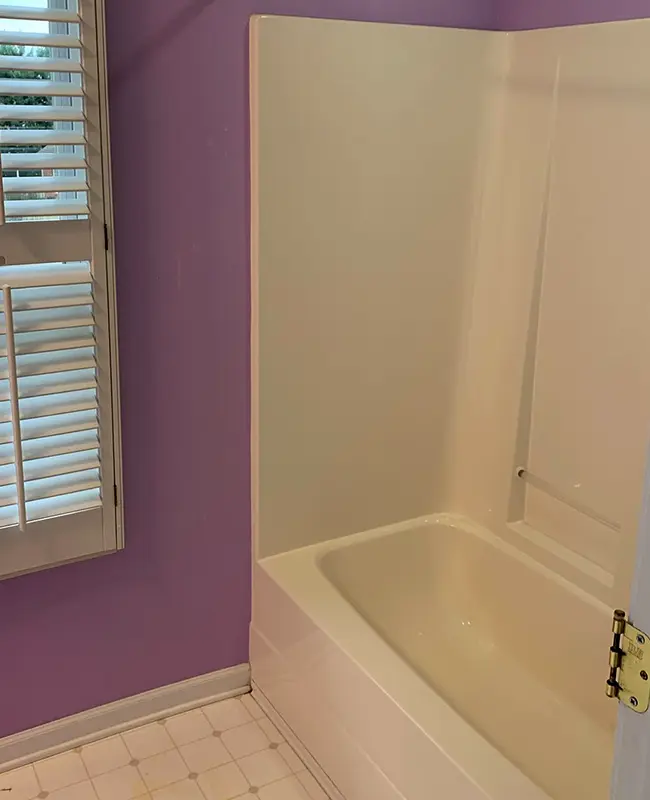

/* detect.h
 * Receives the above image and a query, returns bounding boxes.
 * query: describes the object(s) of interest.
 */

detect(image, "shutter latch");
[606,609,650,712]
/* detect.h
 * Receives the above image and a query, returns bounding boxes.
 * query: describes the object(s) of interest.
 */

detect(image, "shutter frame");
[0,0,122,579]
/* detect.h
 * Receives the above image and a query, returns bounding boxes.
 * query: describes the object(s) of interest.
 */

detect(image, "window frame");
[89,0,124,557]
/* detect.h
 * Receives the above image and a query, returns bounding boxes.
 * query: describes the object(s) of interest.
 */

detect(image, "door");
[611,480,650,798]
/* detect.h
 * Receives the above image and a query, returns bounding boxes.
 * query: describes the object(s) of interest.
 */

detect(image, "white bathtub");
[251,515,616,800]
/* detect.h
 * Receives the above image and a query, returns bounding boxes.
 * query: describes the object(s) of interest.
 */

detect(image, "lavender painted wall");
[0,1,494,739]
[499,0,650,29]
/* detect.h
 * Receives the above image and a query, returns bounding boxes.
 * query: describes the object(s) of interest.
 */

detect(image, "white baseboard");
[252,681,344,800]
[0,663,250,773]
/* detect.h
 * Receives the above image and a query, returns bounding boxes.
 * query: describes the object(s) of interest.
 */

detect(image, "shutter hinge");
[606,609,650,712]
[104,223,110,252]
[113,484,119,507]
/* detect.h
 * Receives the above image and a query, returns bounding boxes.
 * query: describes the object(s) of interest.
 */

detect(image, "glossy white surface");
[252,516,582,800]
[252,15,650,606]
[450,22,650,608]
[322,516,616,799]
[250,15,502,559]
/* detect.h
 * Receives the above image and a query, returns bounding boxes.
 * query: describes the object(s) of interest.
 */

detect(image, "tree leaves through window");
[0,43,53,186]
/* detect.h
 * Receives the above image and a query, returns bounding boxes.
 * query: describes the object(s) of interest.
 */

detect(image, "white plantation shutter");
[0,0,121,578]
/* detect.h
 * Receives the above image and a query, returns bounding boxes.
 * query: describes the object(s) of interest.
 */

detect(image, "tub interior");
[319,519,616,800]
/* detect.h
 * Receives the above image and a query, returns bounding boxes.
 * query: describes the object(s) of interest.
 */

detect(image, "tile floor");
[0,694,329,800]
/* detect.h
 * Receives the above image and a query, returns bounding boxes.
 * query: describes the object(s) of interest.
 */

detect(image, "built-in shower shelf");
[516,467,621,532]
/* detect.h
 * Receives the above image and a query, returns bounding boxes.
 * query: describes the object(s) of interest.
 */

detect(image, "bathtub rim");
[314,512,612,615]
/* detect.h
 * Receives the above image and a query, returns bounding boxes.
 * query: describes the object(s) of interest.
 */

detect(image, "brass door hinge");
[606,609,650,713]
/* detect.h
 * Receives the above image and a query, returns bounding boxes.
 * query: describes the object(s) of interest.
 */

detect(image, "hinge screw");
[631,696,639,707]
[637,634,646,645]
[641,671,649,681]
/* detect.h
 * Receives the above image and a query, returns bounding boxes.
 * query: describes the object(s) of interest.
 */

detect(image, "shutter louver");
[0,261,99,528]
[0,1,88,222]
[0,0,119,571]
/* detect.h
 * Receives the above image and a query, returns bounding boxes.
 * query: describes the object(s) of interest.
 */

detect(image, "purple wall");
[0,1,494,739]
[498,0,650,29]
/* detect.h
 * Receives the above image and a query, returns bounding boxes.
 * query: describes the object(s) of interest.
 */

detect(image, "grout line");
[32,761,43,795]
[119,730,177,760]
[172,739,211,800]
[219,720,271,762]
[79,746,90,783]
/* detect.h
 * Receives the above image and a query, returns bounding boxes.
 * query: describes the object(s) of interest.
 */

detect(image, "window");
[0,0,121,578]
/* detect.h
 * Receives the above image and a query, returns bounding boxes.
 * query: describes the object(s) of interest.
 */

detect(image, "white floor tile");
[81,735,132,777]
[296,770,329,800]
[178,736,232,773]
[255,718,283,746]
[122,724,175,761]
[7,694,328,800]
[48,780,99,800]
[240,695,264,721]
[277,743,304,773]
[258,775,312,800]
[92,764,147,800]
[138,749,188,792]
[221,721,270,759]
[0,764,40,800]
[197,762,250,800]
[35,751,88,793]
[237,750,291,787]
[164,710,213,747]
[202,699,252,733]
[151,779,204,800]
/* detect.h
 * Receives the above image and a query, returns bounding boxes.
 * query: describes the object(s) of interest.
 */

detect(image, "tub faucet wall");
[252,17,505,558]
